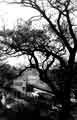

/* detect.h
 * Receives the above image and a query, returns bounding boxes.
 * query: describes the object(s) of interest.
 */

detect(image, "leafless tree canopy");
[0,0,77,120]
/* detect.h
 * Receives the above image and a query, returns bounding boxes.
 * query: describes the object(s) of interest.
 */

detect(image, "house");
[11,69,52,98]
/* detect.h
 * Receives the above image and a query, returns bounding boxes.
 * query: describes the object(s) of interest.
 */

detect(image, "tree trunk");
[57,66,74,120]
[38,63,75,120]
[58,49,76,120]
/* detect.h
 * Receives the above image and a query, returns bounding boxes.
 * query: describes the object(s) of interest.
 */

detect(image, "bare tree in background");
[0,0,77,120]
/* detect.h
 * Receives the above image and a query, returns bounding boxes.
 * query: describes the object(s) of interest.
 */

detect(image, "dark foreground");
[0,109,50,120]
[0,106,77,120]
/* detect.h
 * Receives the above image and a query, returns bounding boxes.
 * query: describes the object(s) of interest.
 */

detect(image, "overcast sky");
[0,0,77,30]
[0,1,39,66]
[0,0,77,66]
[0,1,39,30]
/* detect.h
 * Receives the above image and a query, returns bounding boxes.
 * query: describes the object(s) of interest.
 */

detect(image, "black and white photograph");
[0,0,77,120]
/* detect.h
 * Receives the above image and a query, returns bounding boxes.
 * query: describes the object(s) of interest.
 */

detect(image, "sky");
[0,0,77,30]
[0,0,77,28]
[0,1,39,66]
[0,1,39,30]
[0,0,77,67]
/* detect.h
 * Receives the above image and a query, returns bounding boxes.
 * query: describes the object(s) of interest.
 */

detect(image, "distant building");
[11,69,52,96]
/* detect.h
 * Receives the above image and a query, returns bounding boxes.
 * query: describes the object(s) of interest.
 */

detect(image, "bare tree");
[0,0,77,119]
[16,1,76,120]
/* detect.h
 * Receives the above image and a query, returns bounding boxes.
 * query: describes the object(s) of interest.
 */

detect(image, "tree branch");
[45,57,55,71]
[31,52,40,70]
[46,49,66,68]
[66,10,77,48]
